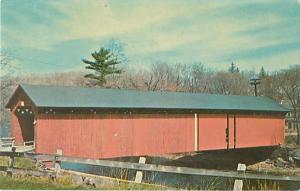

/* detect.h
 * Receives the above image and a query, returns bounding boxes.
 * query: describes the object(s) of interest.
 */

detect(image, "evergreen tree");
[82,47,123,86]
[259,66,267,78]
[228,62,239,73]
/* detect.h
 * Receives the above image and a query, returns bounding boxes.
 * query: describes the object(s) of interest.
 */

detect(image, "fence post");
[7,147,16,177]
[233,163,246,191]
[135,156,146,183]
[54,149,62,177]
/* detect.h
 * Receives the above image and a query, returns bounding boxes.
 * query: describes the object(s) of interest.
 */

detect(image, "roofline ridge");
[18,83,269,98]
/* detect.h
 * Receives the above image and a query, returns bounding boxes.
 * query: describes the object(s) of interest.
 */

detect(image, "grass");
[106,181,167,190]
[0,156,37,170]
[0,156,166,190]
[243,179,280,190]
[0,174,88,190]
[0,174,166,190]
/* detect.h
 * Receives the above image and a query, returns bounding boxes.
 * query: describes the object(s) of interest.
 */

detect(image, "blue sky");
[1,0,300,74]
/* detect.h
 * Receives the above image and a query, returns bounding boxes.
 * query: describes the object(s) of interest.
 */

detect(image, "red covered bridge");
[6,84,288,159]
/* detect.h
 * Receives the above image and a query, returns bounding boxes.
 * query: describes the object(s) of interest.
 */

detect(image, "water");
[61,162,230,189]
[61,162,300,190]
[0,123,10,138]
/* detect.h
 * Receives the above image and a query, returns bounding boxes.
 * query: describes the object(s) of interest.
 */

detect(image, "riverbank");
[0,173,166,190]
[0,156,167,190]
[0,173,89,190]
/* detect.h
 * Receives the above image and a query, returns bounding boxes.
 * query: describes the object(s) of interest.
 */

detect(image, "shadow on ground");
[105,147,276,171]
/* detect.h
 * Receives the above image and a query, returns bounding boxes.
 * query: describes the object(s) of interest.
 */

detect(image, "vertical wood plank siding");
[35,113,195,159]
[13,110,285,159]
[12,112,24,144]
[198,114,285,151]
[235,114,285,148]
[198,114,228,151]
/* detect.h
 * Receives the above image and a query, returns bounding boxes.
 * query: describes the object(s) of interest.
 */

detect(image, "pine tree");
[82,48,123,86]
[259,66,267,78]
[228,62,239,73]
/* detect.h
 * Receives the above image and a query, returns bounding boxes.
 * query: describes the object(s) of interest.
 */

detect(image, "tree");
[1,50,15,76]
[259,66,267,78]
[82,47,123,86]
[0,52,16,129]
[211,71,248,95]
[276,66,300,144]
[184,63,208,93]
[228,62,239,73]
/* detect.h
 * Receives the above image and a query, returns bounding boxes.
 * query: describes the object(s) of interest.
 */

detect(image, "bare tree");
[210,71,248,95]
[0,52,16,128]
[276,66,300,143]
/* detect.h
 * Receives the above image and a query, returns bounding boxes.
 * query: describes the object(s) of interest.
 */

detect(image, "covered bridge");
[6,84,288,159]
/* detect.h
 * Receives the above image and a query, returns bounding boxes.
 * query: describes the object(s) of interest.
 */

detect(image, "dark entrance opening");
[15,106,35,142]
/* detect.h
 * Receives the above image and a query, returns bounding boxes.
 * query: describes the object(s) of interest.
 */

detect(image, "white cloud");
[48,1,198,44]
[2,0,298,72]
[3,0,237,50]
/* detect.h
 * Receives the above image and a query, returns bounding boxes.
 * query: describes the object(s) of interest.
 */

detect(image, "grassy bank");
[0,156,165,190]
[0,174,166,190]
[0,174,87,190]
[0,156,36,170]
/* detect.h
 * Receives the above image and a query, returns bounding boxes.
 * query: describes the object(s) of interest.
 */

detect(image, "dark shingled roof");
[7,84,288,113]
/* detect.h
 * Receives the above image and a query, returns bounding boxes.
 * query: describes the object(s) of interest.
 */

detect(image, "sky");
[1,0,300,75]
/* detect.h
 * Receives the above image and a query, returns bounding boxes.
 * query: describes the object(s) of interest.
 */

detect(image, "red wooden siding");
[197,114,284,151]
[11,111,286,159]
[12,112,24,144]
[198,114,228,151]
[235,114,284,148]
[35,113,195,159]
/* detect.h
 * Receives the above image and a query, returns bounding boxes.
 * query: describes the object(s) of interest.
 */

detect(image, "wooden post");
[134,156,146,183]
[194,113,198,151]
[54,149,63,176]
[233,163,246,191]
[7,147,16,176]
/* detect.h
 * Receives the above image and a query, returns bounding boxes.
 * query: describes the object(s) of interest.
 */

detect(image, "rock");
[274,157,289,167]
[274,161,284,168]
[293,157,300,166]
[288,157,294,163]
[286,148,300,166]
[271,147,289,161]
[35,160,47,170]
[265,159,273,164]
[82,176,96,187]
[277,157,288,163]
[290,149,300,159]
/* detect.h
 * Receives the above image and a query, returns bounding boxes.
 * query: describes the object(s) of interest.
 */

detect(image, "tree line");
[0,48,299,140]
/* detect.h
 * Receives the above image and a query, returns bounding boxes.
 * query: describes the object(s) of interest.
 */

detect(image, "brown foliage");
[0,63,299,130]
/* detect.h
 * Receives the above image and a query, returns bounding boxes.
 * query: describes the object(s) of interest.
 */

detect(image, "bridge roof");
[6,84,288,113]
